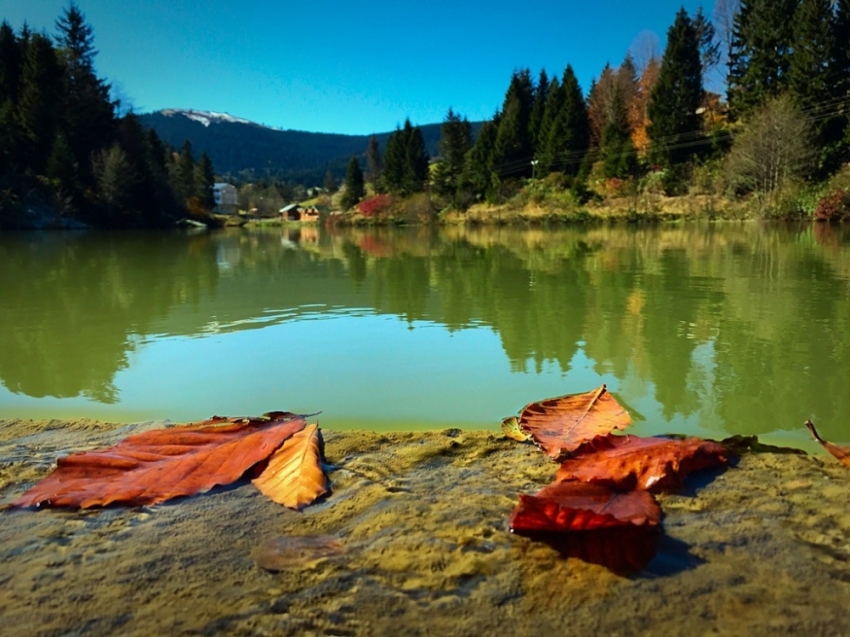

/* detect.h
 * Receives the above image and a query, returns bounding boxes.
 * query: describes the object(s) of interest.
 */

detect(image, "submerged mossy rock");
[1,421,850,636]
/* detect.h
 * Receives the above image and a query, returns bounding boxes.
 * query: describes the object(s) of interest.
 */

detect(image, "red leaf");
[516,384,632,460]
[805,419,850,468]
[11,413,307,508]
[556,435,733,492]
[509,481,661,533]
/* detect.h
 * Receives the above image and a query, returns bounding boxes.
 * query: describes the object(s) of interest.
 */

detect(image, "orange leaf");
[556,435,733,492]
[509,481,661,533]
[252,423,329,510]
[516,384,632,459]
[805,419,850,468]
[11,413,307,508]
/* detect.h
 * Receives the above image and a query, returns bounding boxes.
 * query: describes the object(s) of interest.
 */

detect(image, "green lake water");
[1,222,849,449]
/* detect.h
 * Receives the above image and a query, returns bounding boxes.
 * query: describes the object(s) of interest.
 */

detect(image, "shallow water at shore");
[2,418,850,636]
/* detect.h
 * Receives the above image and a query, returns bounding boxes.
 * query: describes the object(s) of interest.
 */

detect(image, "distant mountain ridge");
[138,109,482,185]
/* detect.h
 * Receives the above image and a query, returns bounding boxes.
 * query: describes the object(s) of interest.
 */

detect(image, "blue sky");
[3,1,719,135]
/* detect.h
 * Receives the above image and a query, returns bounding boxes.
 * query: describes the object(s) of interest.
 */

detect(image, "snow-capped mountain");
[159,109,256,128]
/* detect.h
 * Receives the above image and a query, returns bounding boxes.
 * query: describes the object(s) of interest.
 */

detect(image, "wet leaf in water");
[501,416,531,442]
[11,413,308,508]
[509,481,661,533]
[805,420,850,468]
[252,422,329,510]
[252,535,344,571]
[556,434,733,492]
[516,384,632,460]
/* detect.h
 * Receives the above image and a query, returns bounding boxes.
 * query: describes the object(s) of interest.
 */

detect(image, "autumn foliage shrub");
[358,194,393,217]
[814,189,850,221]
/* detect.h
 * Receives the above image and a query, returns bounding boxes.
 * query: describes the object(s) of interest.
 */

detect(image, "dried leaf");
[517,384,632,459]
[252,535,344,571]
[509,481,661,533]
[11,414,307,509]
[501,416,531,442]
[805,419,850,468]
[556,434,732,492]
[252,423,329,510]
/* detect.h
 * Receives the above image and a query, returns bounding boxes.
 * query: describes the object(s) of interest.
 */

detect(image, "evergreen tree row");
[0,4,216,228]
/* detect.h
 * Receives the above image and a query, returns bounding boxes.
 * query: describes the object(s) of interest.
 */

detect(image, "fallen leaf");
[252,535,344,571]
[252,423,329,510]
[556,434,732,492]
[509,481,661,533]
[11,413,307,508]
[805,419,850,468]
[501,416,531,442]
[516,384,632,459]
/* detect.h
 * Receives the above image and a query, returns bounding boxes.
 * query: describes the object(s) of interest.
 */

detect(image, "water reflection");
[1,223,849,441]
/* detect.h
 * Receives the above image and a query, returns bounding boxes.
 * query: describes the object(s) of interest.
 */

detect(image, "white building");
[212,183,238,208]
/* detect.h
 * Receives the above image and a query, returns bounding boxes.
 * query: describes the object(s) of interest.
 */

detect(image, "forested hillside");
[138,110,482,185]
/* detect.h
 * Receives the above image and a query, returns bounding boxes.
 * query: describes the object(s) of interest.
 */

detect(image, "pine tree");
[648,8,704,169]
[341,156,365,209]
[172,140,195,203]
[433,107,472,198]
[0,22,23,177]
[0,21,22,104]
[384,119,429,195]
[16,33,63,174]
[599,85,636,179]
[96,143,138,219]
[789,0,840,174]
[536,75,562,162]
[460,113,500,202]
[727,0,796,117]
[383,126,405,193]
[529,68,549,152]
[835,0,850,96]
[194,152,215,208]
[45,133,79,195]
[365,135,382,190]
[404,122,429,192]
[834,0,850,165]
[540,65,589,177]
[693,6,721,81]
[55,2,115,177]
[493,69,534,178]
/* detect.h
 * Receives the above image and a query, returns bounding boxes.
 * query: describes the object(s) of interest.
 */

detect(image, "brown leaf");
[509,481,661,534]
[556,434,733,492]
[252,423,329,510]
[517,384,632,459]
[11,414,307,509]
[805,419,850,468]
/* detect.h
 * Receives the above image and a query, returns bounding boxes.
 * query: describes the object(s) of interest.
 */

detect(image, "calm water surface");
[2,223,849,449]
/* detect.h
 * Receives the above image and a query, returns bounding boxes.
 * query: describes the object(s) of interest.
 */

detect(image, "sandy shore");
[1,418,850,637]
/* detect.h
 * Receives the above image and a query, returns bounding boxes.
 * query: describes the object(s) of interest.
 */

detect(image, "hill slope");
[138,109,482,185]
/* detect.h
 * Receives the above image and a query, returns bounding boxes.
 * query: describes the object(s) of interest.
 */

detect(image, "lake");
[1,222,849,450]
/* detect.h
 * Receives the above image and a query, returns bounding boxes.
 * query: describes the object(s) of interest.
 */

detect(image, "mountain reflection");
[1,223,849,440]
